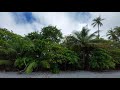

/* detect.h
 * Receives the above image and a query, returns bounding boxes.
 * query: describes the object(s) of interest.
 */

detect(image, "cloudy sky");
[0,12,120,38]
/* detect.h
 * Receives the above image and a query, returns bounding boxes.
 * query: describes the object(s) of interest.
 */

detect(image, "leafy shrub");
[89,48,115,70]
[41,25,63,43]
[0,60,13,71]
[40,60,50,69]
[0,60,13,66]
[0,46,17,60]
[1,26,119,73]
[25,62,37,74]
[14,57,34,69]
[107,49,120,68]
[50,64,60,74]
[41,43,79,72]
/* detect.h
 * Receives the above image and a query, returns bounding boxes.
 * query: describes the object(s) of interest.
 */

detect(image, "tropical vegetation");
[0,16,120,74]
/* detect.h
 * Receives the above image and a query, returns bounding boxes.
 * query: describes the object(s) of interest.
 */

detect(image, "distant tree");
[25,31,42,40]
[114,26,120,42]
[63,26,97,70]
[92,16,104,39]
[41,25,63,43]
[107,26,120,42]
[107,28,118,41]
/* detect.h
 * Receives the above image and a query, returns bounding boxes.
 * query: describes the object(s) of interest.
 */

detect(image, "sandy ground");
[0,70,120,78]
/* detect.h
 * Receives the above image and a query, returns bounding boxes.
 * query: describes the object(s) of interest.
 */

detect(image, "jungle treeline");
[0,16,120,74]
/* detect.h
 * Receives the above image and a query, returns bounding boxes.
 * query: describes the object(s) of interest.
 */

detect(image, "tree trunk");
[98,24,100,39]
[82,51,85,69]
[83,49,88,70]
[84,52,89,70]
[83,46,90,70]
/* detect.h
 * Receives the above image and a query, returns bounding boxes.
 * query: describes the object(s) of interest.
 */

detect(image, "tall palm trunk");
[98,24,100,39]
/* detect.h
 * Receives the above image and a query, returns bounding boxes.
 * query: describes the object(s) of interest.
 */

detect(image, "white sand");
[0,70,120,78]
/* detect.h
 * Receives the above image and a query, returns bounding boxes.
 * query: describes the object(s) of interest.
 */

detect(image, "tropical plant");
[89,48,115,70]
[63,26,97,70]
[41,25,63,43]
[92,16,104,39]
[107,26,120,43]
[107,28,118,42]
[25,62,38,74]
[0,60,13,66]
[25,31,42,40]
[39,42,79,73]
[0,24,120,73]
[107,49,120,69]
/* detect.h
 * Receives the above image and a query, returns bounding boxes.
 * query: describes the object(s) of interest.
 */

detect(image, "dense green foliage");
[0,60,13,65]
[0,18,120,74]
[107,26,120,42]
[89,48,115,70]
[41,26,63,43]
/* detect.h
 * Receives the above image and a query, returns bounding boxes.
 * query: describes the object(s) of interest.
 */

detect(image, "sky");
[0,12,120,38]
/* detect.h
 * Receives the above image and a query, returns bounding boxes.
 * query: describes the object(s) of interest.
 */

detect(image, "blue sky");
[12,12,36,24]
[12,12,91,24]
[0,12,120,38]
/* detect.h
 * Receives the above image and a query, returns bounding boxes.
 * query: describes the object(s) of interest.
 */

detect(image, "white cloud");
[0,12,120,39]
[32,12,83,35]
[0,12,84,36]
[0,12,15,30]
[0,12,39,36]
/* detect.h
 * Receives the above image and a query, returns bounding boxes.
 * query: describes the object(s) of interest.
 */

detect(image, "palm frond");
[25,62,37,74]
[99,23,103,26]
[88,33,96,40]
[73,31,81,40]
[92,23,97,27]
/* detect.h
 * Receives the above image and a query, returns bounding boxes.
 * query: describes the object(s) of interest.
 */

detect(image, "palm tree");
[73,27,96,47]
[92,16,104,39]
[107,27,120,42]
[114,26,120,42]
[107,28,118,41]
[71,26,97,70]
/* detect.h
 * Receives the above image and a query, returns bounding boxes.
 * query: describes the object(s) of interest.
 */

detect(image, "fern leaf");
[25,62,37,74]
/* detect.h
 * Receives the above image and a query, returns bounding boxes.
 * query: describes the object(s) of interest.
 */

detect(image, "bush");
[40,60,50,69]
[25,62,37,74]
[0,60,14,71]
[14,57,34,69]
[1,26,120,73]
[107,49,120,68]
[0,60,13,66]
[50,64,60,74]
[0,47,17,60]
[89,48,115,70]
[41,43,79,72]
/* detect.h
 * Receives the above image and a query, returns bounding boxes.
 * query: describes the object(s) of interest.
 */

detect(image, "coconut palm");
[107,28,118,41]
[70,26,97,70]
[92,16,104,39]
[114,26,120,42]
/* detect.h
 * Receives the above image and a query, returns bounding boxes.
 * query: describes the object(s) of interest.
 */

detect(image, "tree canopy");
[0,17,120,73]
